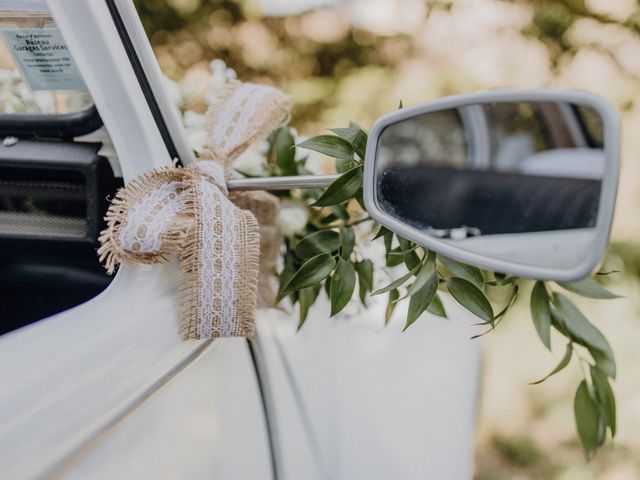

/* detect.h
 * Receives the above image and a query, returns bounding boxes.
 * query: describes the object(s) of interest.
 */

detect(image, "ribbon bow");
[98,81,292,339]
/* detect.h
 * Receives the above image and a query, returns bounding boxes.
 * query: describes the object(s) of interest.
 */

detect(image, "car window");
[0,1,92,114]
[0,2,113,335]
[378,109,468,171]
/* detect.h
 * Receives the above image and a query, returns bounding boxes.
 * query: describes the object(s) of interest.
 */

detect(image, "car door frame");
[0,1,280,478]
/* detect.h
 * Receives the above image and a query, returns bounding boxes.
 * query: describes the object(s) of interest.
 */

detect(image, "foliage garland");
[267,123,619,460]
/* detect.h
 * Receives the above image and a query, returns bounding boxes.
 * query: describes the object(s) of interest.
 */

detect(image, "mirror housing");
[363,90,619,281]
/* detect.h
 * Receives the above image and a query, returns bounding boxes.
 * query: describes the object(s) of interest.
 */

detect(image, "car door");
[0,1,298,478]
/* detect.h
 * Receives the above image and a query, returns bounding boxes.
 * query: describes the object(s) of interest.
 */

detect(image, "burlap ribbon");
[98,81,291,339]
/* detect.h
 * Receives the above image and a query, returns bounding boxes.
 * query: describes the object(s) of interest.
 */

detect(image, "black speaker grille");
[0,177,88,238]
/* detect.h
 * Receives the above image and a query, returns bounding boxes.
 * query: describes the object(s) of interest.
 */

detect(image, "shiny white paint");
[258,299,481,479]
[61,336,274,480]
[0,262,212,478]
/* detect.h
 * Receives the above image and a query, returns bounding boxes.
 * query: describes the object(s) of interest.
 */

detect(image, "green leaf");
[339,226,355,259]
[589,347,616,380]
[335,156,354,173]
[397,236,411,251]
[282,253,337,294]
[427,294,447,318]
[373,225,391,240]
[404,272,439,331]
[575,380,602,460]
[276,251,297,302]
[553,293,616,378]
[355,259,374,304]
[277,266,295,302]
[387,246,418,256]
[405,251,436,298]
[297,286,318,331]
[438,255,484,286]
[371,263,421,296]
[272,127,296,176]
[383,230,393,251]
[294,230,340,259]
[330,205,350,221]
[386,248,405,267]
[329,258,356,316]
[329,127,367,160]
[558,277,620,299]
[297,135,354,160]
[356,187,366,210]
[530,281,552,349]
[385,289,399,325]
[446,277,494,323]
[530,343,573,384]
[404,250,421,271]
[494,283,519,320]
[324,275,331,297]
[590,366,616,437]
[549,307,571,337]
[596,270,621,276]
[312,166,363,207]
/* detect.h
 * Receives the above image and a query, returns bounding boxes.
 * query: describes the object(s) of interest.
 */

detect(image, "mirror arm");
[227,174,339,191]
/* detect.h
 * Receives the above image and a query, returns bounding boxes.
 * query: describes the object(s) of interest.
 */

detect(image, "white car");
[0,2,480,478]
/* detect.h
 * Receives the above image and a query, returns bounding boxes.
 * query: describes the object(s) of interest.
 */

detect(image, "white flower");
[183,110,205,128]
[179,81,198,103]
[257,139,270,155]
[233,149,268,177]
[186,129,207,154]
[209,58,227,73]
[208,58,238,92]
[210,69,227,91]
[276,200,309,238]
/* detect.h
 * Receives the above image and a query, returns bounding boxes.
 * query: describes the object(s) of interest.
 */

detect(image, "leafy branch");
[266,123,619,460]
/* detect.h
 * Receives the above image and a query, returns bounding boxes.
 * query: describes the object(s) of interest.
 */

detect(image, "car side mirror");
[363,90,619,281]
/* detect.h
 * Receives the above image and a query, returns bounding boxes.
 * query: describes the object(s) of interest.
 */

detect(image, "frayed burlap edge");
[97,166,197,274]
[202,80,293,167]
[231,208,260,337]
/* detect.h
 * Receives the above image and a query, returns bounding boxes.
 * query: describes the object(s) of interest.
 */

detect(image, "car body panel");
[0,262,210,478]
[60,335,273,480]
[257,298,480,479]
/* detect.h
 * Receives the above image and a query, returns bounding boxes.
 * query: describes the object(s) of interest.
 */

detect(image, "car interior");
[0,107,121,335]
[377,164,601,236]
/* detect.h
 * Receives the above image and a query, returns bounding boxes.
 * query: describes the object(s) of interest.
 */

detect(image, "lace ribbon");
[97,81,292,339]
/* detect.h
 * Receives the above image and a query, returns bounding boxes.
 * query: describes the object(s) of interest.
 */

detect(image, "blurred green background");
[135,1,640,477]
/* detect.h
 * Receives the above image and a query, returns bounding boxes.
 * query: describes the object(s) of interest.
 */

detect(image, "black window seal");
[104,0,179,161]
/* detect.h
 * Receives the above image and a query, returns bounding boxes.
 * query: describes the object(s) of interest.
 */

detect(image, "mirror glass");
[374,100,607,275]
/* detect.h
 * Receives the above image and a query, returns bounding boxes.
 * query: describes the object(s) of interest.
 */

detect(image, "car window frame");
[0,4,103,138]
[0,105,102,138]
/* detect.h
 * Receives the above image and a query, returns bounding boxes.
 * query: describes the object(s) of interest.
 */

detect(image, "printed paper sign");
[1,28,86,91]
